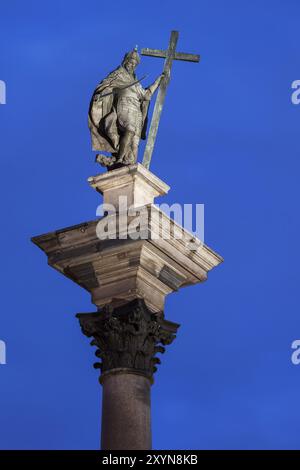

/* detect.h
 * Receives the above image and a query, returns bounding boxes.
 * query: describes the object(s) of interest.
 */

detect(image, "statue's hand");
[148,74,166,95]
[161,70,170,82]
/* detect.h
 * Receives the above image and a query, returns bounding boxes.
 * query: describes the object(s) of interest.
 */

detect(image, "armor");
[88,48,161,167]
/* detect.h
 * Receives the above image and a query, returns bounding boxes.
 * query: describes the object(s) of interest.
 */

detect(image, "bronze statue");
[88,47,163,169]
[89,32,200,170]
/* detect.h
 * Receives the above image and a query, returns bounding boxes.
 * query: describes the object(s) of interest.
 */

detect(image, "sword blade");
[97,75,147,99]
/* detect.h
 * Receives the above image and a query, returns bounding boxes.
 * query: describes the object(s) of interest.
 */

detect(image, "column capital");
[77,299,180,381]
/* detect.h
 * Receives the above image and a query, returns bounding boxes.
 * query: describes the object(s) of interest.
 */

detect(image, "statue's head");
[122,47,140,74]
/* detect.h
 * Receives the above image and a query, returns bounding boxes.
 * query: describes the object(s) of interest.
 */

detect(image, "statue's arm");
[144,74,164,100]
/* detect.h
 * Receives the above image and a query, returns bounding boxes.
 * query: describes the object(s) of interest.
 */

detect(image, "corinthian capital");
[77,299,180,380]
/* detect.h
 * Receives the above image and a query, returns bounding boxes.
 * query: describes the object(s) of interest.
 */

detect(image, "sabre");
[96,75,148,99]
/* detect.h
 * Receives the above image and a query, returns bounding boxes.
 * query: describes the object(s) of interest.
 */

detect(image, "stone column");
[31,163,223,449]
[77,299,179,450]
[101,371,151,450]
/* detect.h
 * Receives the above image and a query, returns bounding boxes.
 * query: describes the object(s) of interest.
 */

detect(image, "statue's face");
[124,58,138,74]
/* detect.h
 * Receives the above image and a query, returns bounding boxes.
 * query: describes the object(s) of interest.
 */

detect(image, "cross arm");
[141,48,200,63]
[174,52,200,63]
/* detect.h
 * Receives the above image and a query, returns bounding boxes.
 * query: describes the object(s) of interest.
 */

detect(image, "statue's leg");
[118,130,134,162]
[131,135,140,163]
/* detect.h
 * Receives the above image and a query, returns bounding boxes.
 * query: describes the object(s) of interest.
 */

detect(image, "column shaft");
[101,371,151,450]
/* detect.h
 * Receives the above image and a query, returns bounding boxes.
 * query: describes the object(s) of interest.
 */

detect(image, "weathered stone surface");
[31,158,223,451]
[101,371,152,450]
[32,165,223,312]
[31,197,222,312]
[88,163,169,209]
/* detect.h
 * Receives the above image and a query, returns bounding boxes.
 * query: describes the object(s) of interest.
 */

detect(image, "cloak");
[88,66,149,153]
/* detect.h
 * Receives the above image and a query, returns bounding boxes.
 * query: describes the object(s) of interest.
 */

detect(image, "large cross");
[141,30,200,169]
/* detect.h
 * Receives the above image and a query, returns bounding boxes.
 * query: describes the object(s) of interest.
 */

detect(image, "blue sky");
[0,0,300,450]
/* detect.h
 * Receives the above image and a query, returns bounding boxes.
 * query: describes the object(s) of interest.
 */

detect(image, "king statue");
[88,47,163,169]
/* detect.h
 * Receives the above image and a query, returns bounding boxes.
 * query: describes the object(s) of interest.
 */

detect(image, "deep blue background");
[1,0,300,450]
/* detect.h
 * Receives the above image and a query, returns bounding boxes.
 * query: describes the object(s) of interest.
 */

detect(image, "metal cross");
[141,30,200,169]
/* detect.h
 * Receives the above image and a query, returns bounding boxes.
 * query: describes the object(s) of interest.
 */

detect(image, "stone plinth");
[31,205,222,312]
[88,163,170,210]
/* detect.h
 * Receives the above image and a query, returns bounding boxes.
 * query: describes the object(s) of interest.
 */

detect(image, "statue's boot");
[95,154,116,167]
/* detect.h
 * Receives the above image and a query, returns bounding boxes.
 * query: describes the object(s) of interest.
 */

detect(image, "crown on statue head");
[123,45,140,65]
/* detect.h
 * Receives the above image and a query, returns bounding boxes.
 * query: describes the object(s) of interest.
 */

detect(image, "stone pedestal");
[31,163,223,450]
[88,163,170,210]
